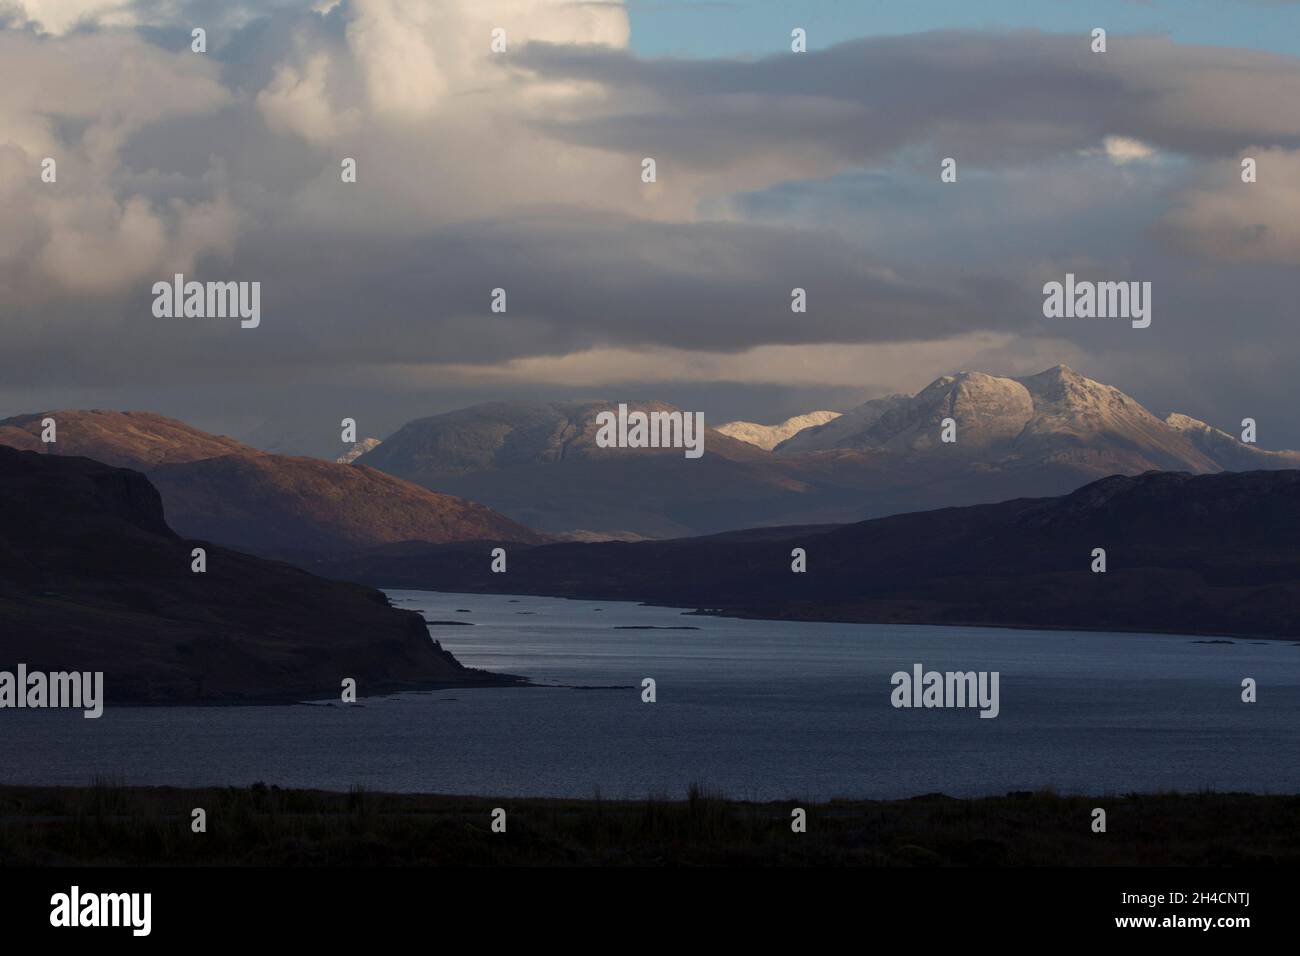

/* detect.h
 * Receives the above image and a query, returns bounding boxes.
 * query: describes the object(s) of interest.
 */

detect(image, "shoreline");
[387,587,1300,643]
[63,674,536,709]
[45,590,1297,710]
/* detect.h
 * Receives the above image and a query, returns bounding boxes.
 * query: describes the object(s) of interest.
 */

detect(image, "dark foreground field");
[1,783,1297,866]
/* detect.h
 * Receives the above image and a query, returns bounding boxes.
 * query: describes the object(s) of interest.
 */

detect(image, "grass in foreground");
[1,782,1297,866]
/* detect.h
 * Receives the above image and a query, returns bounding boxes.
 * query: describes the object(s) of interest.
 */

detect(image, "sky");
[625,0,1300,58]
[2,0,1300,456]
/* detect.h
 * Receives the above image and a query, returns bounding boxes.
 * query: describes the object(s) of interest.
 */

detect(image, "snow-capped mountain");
[349,366,1300,537]
[716,411,841,450]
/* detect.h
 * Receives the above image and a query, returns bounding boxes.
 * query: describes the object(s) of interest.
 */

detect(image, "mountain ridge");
[0,446,514,703]
[319,468,1300,639]
[716,411,841,450]
[349,366,1300,537]
[8,367,1296,543]
[0,410,545,557]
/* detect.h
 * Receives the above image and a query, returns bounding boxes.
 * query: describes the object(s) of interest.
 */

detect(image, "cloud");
[1158,148,1300,263]
[0,29,235,298]
[516,30,1300,181]
[4,0,313,35]
[257,50,360,142]
[4,7,1300,442]
[1102,136,1156,164]
[386,333,1089,393]
[7,1,141,34]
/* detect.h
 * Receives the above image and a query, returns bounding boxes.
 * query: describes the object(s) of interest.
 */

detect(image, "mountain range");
[4,366,1296,547]
[0,410,544,559]
[6,364,1300,664]
[350,366,1300,537]
[319,468,1300,640]
[352,399,777,537]
[0,446,512,702]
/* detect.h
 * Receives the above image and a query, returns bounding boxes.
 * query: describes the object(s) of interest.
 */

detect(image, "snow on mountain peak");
[716,411,842,450]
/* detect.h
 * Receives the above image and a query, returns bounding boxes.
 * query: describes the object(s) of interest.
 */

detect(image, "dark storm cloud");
[516,30,1300,166]
[0,213,1034,387]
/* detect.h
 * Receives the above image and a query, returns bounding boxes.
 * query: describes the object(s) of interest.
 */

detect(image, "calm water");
[3,591,1298,799]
